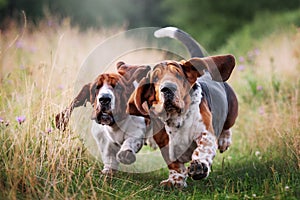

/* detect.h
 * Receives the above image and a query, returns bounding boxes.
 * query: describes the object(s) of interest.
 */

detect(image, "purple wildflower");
[237,65,245,71]
[57,85,64,90]
[16,116,26,124]
[46,127,52,133]
[16,40,24,49]
[256,85,263,91]
[239,56,245,63]
[48,20,53,27]
[254,48,260,56]
[29,47,37,53]
[0,117,4,123]
[20,65,26,70]
[258,106,265,115]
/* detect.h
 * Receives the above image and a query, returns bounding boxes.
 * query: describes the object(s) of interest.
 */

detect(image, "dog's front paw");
[160,179,186,189]
[160,170,187,189]
[160,178,187,189]
[117,149,136,165]
[188,160,210,180]
[101,168,117,176]
[55,110,70,131]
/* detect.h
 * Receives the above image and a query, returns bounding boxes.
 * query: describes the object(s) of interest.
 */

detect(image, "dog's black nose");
[161,84,177,94]
[161,83,177,100]
[161,87,173,94]
[99,94,112,105]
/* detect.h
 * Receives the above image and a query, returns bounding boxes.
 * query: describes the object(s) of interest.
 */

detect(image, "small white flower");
[285,185,289,191]
[255,151,261,157]
[252,194,256,197]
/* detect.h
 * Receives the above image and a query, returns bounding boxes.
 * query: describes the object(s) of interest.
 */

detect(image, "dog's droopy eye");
[153,75,159,83]
[151,68,162,83]
[175,72,183,80]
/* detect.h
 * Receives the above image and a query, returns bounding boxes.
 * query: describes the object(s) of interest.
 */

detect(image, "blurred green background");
[1,0,300,51]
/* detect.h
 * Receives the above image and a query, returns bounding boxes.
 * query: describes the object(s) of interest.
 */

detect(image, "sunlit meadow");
[0,17,299,199]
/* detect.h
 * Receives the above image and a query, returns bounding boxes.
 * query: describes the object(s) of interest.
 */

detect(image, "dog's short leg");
[117,116,147,165]
[56,83,91,131]
[101,147,119,175]
[160,162,187,188]
[92,127,120,175]
[101,162,118,176]
[218,129,232,153]
[188,131,217,180]
[117,137,143,165]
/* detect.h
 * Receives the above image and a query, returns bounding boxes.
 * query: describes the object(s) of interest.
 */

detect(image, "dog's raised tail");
[154,27,205,58]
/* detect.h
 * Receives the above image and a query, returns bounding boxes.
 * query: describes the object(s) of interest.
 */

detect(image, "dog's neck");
[160,82,202,130]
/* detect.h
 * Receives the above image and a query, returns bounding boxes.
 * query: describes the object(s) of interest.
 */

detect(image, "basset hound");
[55,62,151,175]
[127,28,238,188]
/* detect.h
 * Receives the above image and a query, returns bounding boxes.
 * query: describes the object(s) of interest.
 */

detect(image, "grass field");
[0,12,300,199]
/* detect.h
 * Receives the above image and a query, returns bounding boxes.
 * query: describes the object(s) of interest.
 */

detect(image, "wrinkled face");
[150,61,195,117]
[90,63,151,126]
[92,74,125,125]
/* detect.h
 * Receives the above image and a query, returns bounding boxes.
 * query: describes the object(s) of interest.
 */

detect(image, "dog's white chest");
[91,116,147,146]
[165,85,206,162]
[91,121,123,145]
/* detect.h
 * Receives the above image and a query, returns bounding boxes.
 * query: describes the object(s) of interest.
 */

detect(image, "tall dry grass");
[0,19,123,199]
[229,29,300,168]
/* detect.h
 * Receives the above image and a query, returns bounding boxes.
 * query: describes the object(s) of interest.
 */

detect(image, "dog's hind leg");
[218,83,238,153]
[218,129,232,153]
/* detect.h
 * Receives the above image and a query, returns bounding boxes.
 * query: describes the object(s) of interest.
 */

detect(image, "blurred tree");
[163,0,300,51]
[125,0,167,28]
[0,0,46,23]
[47,0,167,28]
[0,0,7,9]
[47,0,128,28]
[0,0,167,29]
[1,0,299,52]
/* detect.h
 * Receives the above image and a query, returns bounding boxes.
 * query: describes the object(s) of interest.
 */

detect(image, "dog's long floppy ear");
[180,60,203,84]
[65,80,97,109]
[88,81,98,106]
[55,82,96,130]
[116,61,127,75]
[116,61,151,83]
[183,54,236,82]
[127,75,154,117]
[72,82,95,107]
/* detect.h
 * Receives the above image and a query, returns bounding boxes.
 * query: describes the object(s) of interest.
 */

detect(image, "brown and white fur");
[127,55,238,188]
[56,62,151,175]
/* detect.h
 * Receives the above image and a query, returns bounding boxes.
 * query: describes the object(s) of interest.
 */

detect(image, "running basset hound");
[127,55,238,188]
[55,62,151,175]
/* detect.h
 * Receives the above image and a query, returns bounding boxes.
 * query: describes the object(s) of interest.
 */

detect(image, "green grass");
[0,12,300,199]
